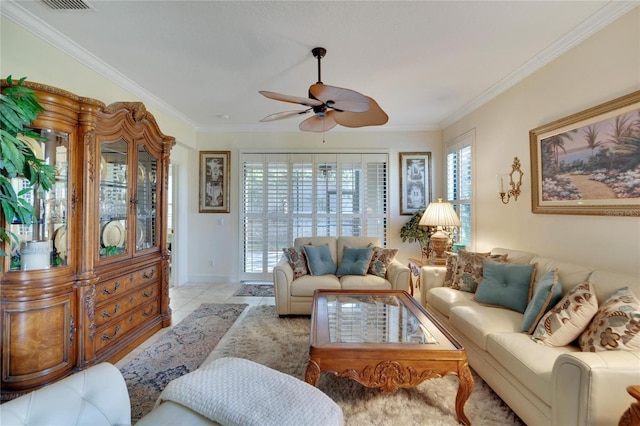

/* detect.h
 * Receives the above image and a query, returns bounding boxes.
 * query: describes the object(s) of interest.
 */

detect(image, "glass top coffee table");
[305,289,473,426]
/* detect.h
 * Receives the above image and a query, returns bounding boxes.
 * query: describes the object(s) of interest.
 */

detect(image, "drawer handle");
[102,282,120,295]
[143,288,155,298]
[101,326,120,341]
[142,305,156,317]
[143,269,155,279]
[101,304,120,318]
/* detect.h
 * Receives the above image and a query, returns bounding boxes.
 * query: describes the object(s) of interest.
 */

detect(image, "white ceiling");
[2,1,635,133]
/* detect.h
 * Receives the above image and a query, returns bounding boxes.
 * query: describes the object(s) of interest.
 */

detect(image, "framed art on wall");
[400,152,432,215]
[530,90,640,217]
[199,151,230,213]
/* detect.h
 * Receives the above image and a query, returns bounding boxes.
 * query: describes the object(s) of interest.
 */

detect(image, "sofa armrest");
[386,260,410,292]
[419,265,447,293]
[0,363,131,426]
[273,257,294,315]
[552,350,640,426]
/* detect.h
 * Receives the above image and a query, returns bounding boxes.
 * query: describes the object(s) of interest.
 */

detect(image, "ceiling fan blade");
[333,97,388,128]
[260,109,311,122]
[299,110,337,133]
[309,84,369,113]
[259,90,322,107]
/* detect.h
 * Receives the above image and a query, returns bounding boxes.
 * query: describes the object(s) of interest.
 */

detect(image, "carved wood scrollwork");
[86,130,96,181]
[341,361,442,393]
[84,287,96,341]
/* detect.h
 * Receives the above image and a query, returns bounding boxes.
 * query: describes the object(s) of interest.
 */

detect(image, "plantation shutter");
[446,131,474,248]
[241,152,388,280]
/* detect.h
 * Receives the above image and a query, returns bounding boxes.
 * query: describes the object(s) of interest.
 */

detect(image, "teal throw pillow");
[474,261,536,313]
[303,244,337,276]
[522,269,563,334]
[336,247,374,276]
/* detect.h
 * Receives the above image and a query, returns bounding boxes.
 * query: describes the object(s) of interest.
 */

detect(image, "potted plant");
[399,208,435,258]
[0,76,55,267]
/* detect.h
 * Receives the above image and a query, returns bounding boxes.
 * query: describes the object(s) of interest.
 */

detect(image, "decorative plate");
[53,225,67,259]
[102,221,126,248]
[100,155,108,181]
[136,219,145,247]
[18,134,44,160]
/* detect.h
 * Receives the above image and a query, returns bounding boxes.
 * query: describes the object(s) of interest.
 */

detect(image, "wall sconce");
[497,157,523,204]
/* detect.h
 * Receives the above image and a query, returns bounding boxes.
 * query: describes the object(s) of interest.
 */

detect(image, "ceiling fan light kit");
[259,47,388,133]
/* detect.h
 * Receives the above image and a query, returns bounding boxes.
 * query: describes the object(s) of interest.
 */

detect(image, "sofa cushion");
[340,274,391,290]
[486,332,580,406]
[532,281,598,347]
[426,287,476,318]
[490,248,536,265]
[449,304,524,351]
[522,269,563,334]
[367,246,398,278]
[336,247,373,276]
[290,275,341,297]
[579,286,640,352]
[474,261,536,313]
[337,236,380,264]
[294,237,337,264]
[283,246,309,279]
[451,250,508,293]
[529,256,592,296]
[303,244,337,276]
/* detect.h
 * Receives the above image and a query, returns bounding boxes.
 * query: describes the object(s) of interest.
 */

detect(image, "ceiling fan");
[259,47,388,132]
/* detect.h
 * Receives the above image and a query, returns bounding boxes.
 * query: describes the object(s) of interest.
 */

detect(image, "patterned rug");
[233,283,275,297]
[209,305,525,426]
[120,303,247,421]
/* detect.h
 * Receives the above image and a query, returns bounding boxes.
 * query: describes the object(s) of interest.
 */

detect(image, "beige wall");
[443,8,640,276]
[190,130,442,282]
[3,8,639,282]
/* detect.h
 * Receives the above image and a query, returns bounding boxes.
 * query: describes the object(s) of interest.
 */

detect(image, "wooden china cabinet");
[0,81,174,400]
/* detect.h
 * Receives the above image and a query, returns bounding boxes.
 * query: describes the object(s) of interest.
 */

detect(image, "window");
[241,153,388,279]
[446,131,474,248]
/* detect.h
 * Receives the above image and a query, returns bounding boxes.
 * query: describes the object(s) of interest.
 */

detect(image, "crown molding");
[439,1,638,129]
[1,0,197,130]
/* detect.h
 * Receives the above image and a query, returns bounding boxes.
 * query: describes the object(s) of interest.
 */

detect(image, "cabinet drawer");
[95,283,158,327]
[95,299,159,353]
[95,265,158,304]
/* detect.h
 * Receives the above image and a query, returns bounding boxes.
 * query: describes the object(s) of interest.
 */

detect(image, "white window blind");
[446,131,474,248]
[241,153,388,278]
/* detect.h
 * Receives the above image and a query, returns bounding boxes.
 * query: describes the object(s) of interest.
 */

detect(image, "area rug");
[121,303,247,421]
[233,283,275,297]
[208,305,525,426]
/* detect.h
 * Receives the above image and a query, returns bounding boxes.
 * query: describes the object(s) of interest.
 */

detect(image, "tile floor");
[114,282,275,369]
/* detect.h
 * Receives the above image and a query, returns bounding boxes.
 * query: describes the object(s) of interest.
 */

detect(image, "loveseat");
[420,248,640,426]
[0,357,344,426]
[273,236,410,316]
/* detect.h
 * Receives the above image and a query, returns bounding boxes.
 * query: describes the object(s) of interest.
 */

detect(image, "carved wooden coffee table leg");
[305,359,321,386]
[455,361,474,426]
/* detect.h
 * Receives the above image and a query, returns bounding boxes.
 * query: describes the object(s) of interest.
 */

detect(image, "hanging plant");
[0,76,56,261]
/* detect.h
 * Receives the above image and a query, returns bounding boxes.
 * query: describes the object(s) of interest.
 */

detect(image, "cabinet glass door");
[99,139,128,258]
[136,145,158,251]
[9,130,70,271]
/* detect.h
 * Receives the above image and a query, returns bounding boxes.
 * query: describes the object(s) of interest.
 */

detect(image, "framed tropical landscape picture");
[530,90,640,216]
[400,152,431,215]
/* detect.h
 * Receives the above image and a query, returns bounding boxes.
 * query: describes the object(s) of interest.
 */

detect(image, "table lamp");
[419,198,461,265]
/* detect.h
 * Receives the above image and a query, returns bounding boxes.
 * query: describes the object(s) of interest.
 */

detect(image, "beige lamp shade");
[419,198,461,228]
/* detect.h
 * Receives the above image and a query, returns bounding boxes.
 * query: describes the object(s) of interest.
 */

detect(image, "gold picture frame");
[400,152,432,215]
[530,90,640,216]
[199,151,230,213]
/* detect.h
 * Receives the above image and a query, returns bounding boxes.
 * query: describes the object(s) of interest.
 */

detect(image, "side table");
[407,257,429,295]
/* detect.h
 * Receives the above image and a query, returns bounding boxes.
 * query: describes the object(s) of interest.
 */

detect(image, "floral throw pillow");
[282,246,309,279]
[450,250,508,293]
[367,246,398,278]
[532,281,598,347]
[443,252,458,287]
[579,287,640,352]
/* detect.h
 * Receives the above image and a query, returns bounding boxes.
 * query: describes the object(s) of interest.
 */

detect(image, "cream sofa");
[1,358,344,426]
[420,248,640,426]
[273,236,410,316]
